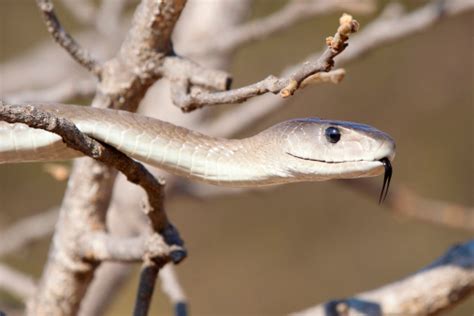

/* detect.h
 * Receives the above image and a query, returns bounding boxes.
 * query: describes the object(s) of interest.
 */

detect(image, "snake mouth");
[287,153,393,204]
[286,152,378,164]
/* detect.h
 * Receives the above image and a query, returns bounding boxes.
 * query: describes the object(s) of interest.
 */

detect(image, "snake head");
[274,118,395,181]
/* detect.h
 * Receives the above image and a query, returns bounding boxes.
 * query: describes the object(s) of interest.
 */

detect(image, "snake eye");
[325,126,341,143]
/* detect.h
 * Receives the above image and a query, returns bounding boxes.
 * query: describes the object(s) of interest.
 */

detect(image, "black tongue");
[378,158,392,205]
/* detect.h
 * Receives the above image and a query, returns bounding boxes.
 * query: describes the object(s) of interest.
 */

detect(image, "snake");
[0,104,395,202]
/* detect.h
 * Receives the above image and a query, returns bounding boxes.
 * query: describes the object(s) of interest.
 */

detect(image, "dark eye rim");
[325,126,341,143]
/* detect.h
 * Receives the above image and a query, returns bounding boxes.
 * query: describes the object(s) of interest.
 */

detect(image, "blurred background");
[0,0,473,315]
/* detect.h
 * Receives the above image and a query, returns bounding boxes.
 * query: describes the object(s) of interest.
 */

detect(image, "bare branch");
[95,0,187,111]
[133,259,161,316]
[189,0,375,56]
[131,166,187,316]
[0,102,185,250]
[1,101,187,314]
[195,1,474,231]
[292,240,474,315]
[161,56,232,91]
[2,0,470,314]
[206,0,474,138]
[119,0,186,57]
[169,14,359,112]
[130,204,186,315]
[35,0,102,76]
[27,0,189,313]
[325,0,474,65]
[77,233,181,262]
[80,2,251,313]
[0,208,58,257]
[0,264,36,301]
[300,68,346,87]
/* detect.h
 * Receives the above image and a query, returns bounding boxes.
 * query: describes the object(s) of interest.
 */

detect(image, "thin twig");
[160,56,232,91]
[196,0,474,231]
[77,233,182,262]
[324,0,474,65]
[169,14,359,112]
[35,0,102,76]
[133,258,162,316]
[206,0,474,138]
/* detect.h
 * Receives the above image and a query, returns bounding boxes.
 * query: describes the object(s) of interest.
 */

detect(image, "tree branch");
[0,101,185,314]
[195,0,474,231]
[160,56,232,91]
[2,1,471,314]
[0,102,185,258]
[322,0,474,66]
[292,240,474,315]
[27,0,189,314]
[94,0,187,111]
[133,259,161,316]
[206,0,474,138]
[35,0,102,76]
[169,13,359,112]
[77,232,181,262]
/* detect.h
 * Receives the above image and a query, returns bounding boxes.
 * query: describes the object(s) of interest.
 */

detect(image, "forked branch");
[169,13,359,112]
[0,102,185,263]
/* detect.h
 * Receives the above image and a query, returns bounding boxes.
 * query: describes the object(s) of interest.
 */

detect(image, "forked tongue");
[378,158,392,204]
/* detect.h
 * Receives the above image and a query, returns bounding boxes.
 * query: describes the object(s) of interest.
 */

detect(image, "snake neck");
[89,125,286,187]
[58,106,287,187]
[1,104,287,187]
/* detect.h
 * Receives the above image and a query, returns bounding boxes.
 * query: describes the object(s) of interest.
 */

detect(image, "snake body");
[0,104,395,187]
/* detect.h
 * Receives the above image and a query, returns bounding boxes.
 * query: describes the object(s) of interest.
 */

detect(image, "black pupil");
[325,127,341,143]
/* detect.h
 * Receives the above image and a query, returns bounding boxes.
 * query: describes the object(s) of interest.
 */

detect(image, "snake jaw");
[286,152,394,203]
